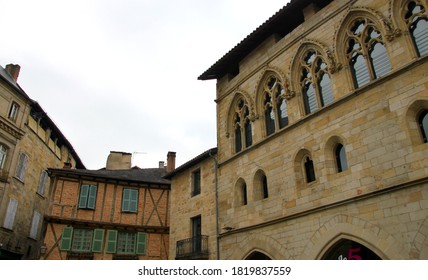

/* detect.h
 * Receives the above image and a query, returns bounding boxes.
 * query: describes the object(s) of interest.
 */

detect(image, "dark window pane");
[265,107,275,135]
[235,126,242,153]
[262,175,268,199]
[336,144,348,173]
[419,110,428,143]
[304,157,316,183]
[242,183,247,205]
[245,119,252,147]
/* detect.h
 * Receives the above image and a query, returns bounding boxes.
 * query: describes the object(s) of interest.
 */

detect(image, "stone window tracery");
[234,98,252,153]
[262,75,289,135]
[404,0,428,56]
[346,18,392,88]
[300,49,334,114]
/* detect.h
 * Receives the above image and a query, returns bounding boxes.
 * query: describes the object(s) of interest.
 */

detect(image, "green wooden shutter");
[136,232,147,255]
[105,230,117,253]
[60,227,73,251]
[78,184,89,208]
[122,189,130,211]
[87,185,97,209]
[130,189,138,212]
[92,229,104,252]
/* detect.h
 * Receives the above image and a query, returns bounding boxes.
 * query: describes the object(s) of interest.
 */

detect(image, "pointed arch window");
[404,1,428,57]
[419,110,428,143]
[300,50,334,115]
[346,18,391,88]
[234,98,252,153]
[263,75,288,135]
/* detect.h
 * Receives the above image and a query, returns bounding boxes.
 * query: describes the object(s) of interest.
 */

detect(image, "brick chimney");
[166,151,176,172]
[5,64,21,82]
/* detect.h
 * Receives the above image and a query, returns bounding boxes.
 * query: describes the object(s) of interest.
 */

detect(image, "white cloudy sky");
[0,0,287,170]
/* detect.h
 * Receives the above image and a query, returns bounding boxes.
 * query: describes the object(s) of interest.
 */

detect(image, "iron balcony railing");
[175,235,208,260]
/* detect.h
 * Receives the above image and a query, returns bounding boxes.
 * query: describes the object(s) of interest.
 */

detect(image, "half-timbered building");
[41,151,173,260]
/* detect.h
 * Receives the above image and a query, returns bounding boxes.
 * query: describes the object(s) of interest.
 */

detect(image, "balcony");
[175,235,209,260]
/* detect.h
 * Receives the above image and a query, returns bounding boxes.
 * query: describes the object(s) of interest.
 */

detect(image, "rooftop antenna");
[131,151,147,167]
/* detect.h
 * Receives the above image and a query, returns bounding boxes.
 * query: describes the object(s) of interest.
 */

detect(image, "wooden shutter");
[87,185,97,209]
[92,229,104,253]
[60,227,73,251]
[105,230,117,253]
[37,170,48,195]
[3,198,18,229]
[130,189,138,212]
[136,232,147,255]
[78,184,89,208]
[122,189,130,211]
[29,211,41,239]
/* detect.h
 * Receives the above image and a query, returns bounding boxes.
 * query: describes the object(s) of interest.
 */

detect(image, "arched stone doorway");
[322,238,382,260]
[245,251,272,260]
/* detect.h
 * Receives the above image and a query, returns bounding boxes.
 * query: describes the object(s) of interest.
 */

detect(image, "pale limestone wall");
[215,0,428,259]
[169,156,218,259]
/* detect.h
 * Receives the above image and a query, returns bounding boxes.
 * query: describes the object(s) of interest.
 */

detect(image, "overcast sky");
[1,0,288,170]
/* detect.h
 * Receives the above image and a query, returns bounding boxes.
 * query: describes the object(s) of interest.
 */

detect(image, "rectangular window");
[29,211,41,239]
[0,144,7,169]
[15,153,28,181]
[105,230,147,255]
[8,102,19,122]
[71,228,93,252]
[191,169,201,196]
[37,170,48,196]
[117,232,137,254]
[3,198,18,230]
[78,184,97,209]
[122,188,138,212]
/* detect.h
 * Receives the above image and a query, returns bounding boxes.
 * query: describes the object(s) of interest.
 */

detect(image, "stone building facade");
[198,0,428,259]
[165,148,218,260]
[41,151,173,260]
[0,64,84,259]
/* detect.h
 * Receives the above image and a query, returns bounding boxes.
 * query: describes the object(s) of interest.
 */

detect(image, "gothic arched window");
[346,18,391,88]
[234,98,252,153]
[300,50,334,114]
[263,75,288,136]
[404,1,428,57]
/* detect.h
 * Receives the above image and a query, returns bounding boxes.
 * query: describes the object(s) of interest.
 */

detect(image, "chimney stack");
[166,151,176,172]
[5,64,21,82]
[106,151,132,170]
[159,161,165,169]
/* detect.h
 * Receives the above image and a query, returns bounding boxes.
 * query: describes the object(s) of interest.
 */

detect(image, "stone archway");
[226,233,290,260]
[300,214,405,259]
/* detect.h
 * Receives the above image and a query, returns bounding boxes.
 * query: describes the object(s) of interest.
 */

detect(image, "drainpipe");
[208,149,220,260]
